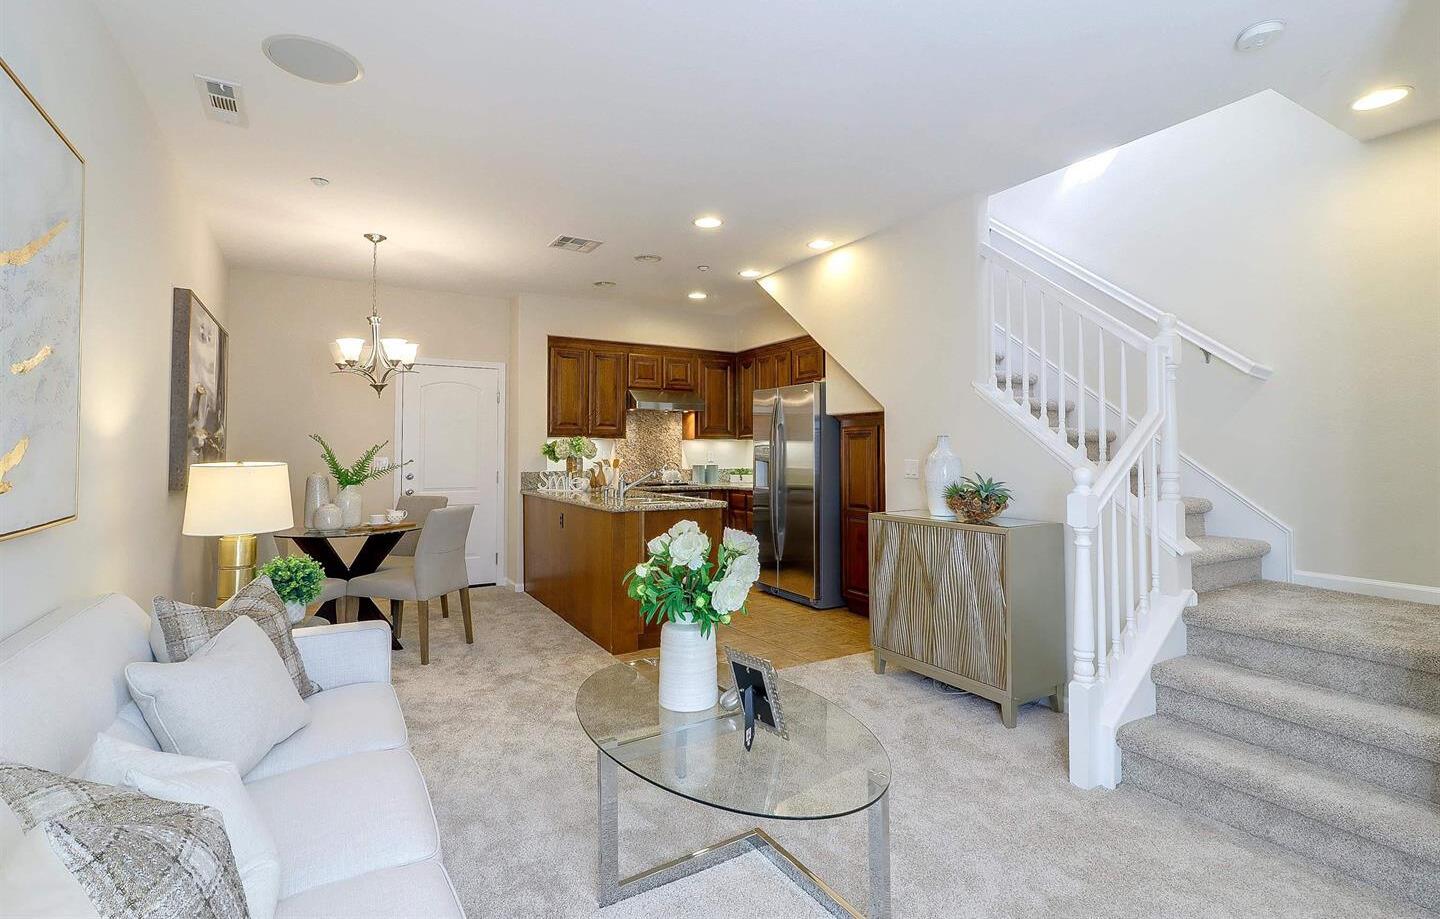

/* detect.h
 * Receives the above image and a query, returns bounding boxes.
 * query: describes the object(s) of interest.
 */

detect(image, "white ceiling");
[97,0,1438,312]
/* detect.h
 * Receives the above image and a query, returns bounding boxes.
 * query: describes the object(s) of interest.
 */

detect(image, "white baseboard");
[1292,570,1440,606]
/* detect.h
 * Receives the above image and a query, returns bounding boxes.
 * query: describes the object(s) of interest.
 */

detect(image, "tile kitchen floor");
[616,592,872,672]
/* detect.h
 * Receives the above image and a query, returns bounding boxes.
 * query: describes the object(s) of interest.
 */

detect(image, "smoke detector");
[194,75,247,126]
[549,235,604,253]
[1234,20,1285,52]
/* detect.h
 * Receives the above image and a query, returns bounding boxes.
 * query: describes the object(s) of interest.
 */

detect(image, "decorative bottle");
[924,434,963,518]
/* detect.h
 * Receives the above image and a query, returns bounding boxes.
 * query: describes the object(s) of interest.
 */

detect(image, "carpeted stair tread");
[995,372,1039,388]
[1002,396,1075,416]
[1188,581,1440,677]
[1183,496,1213,516]
[1190,535,1270,566]
[1065,428,1118,445]
[1153,656,1440,763]
[1117,715,1440,865]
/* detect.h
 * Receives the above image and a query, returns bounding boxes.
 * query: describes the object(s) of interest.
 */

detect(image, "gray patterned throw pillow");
[154,575,319,698]
[0,763,248,919]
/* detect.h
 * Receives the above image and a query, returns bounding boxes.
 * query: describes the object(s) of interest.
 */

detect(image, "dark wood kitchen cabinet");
[547,344,589,436]
[627,351,663,389]
[696,357,734,437]
[662,353,698,391]
[839,412,884,615]
[792,340,825,383]
[588,348,628,438]
[734,354,756,436]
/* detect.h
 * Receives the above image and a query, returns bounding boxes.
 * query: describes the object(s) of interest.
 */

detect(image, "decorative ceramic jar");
[303,473,330,529]
[284,601,307,625]
[658,619,719,712]
[313,502,343,530]
[337,485,363,528]
[924,434,963,518]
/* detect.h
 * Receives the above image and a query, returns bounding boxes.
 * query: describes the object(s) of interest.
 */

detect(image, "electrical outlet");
[904,459,920,479]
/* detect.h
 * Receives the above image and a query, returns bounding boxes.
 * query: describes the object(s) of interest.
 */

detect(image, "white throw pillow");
[125,616,310,776]
[82,734,281,919]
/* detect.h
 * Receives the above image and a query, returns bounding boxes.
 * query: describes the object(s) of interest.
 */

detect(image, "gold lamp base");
[216,533,258,604]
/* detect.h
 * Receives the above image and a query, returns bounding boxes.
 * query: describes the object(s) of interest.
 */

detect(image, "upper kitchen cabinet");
[626,351,663,389]
[792,339,825,383]
[735,353,756,437]
[547,343,589,436]
[662,353,698,391]
[695,357,734,438]
[588,348,628,438]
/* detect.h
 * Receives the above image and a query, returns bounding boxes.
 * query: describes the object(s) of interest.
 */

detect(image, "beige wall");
[990,91,1440,587]
[760,196,1079,520]
[225,268,511,535]
[0,0,228,636]
[735,302,883,416]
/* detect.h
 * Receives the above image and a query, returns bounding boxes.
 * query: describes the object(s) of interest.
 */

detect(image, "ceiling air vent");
[548,235,603,253]
[194,75,247,127]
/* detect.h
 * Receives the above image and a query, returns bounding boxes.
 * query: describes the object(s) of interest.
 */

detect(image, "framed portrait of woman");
[168,288,228,490]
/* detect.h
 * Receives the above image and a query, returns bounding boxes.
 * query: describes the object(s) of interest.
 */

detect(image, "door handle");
[405,473,414,481]
[405,488,415,496]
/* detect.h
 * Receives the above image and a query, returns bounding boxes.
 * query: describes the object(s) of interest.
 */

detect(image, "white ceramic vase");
[924,434,963,518]
[313,502,342,531]
[284,601,306,625]
[658,619,719,712]
[303,473,330,529]
[337,485,363,528]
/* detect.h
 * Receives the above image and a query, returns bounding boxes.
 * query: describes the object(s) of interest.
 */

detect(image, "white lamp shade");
[398,341,419,364]
[380,337,408,360]
[334,338,365,362]
[183,462,294,536]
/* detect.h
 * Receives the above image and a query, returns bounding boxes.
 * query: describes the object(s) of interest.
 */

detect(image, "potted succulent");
[542,436,598,478]
[259,556,326,624]
[310,434,410,527]
[623,523,761,711]
[945,474,1013,524]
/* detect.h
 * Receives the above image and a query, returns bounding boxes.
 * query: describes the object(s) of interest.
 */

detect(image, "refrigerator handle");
[773,403,786,562]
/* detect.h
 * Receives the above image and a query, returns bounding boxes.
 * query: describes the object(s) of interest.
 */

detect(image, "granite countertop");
[635,483,753,493]
[521,489,725,513]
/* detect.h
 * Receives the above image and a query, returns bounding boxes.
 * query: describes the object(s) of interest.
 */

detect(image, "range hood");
[627,388,706,412]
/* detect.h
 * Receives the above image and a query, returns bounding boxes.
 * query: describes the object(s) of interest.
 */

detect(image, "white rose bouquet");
[624,522,761,637]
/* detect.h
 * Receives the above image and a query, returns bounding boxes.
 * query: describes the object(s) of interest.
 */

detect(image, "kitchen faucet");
[615,468,663,502]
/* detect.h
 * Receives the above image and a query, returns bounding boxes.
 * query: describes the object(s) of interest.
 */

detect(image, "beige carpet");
[391,588,1434,918]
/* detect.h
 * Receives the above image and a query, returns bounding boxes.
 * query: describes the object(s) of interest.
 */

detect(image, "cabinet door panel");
[547,345,589,436]
[696,358,734,437]
[627,352,662,388]
[589,349,627,437]
[792,341,825,383]
[839,413,884,615]
[735,356,756,437]
[662,354,698,390]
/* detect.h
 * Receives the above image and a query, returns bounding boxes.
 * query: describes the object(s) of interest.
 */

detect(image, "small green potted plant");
[541,436,598,477]
[310,434,411,527]
[260,555,326,624]
[945,474,1013,524]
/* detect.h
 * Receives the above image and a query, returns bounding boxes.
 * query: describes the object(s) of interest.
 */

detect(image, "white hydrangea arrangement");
[623,521,761,637]
[541,436,599,462]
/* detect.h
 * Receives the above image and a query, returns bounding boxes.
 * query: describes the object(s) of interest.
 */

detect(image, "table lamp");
[183,461,293,603]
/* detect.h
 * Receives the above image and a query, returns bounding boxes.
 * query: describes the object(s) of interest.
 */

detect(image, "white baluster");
[1124,462,1136,641]
[981,256,995,389]
[1003,272,1013,401]
[1136,451,1150,622]
[1108,499,1121,660]
[1149,438,1161,598]
[1021,279,1031,411]
[1076,317,1087,461]
[1119,346,1129,444]
[1056,303,1068,447]
[1038,292,1049,431]
[1094,499,1108,679]
[1068,468,1097,685]
[1098,333,1108,463]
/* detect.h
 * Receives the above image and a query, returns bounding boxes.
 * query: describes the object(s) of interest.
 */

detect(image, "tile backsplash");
[613,410,684,478]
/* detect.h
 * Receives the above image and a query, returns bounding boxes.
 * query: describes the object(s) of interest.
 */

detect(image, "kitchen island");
[521,489,725,653]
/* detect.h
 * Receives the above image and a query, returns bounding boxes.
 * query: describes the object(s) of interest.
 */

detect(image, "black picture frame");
[724,647,788,745]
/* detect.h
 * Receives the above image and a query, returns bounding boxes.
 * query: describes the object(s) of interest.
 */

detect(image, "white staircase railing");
[977,243,1195,789]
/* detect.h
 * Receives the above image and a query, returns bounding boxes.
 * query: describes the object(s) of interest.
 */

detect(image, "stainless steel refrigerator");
[752,381,843,608]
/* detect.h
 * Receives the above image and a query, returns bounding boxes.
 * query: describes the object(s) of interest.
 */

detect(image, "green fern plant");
[310,434,411,488]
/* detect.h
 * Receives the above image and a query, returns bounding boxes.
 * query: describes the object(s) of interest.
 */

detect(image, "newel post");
[1067,466,1103,788]
[1155,314,1192,597]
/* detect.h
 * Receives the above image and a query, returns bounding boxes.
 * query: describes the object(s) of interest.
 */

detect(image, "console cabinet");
[869,512,1065,727]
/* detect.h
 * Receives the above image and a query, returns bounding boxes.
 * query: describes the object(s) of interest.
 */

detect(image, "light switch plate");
[904,459,920,479]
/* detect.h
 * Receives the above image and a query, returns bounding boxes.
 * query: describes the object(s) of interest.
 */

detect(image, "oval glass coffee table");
[577,660,892,917]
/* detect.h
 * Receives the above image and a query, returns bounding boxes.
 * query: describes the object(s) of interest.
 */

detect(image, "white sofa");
[0,593,464,918]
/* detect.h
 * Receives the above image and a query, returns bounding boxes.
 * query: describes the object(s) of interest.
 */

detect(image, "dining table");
[274,521,419,650]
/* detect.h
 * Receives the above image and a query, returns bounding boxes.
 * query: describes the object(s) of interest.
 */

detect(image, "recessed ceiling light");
[633,254,663,262]
[1234,20,1285,52]
[262,35,363,85]
[693,216,723,229]
[309,176,330,187]
[1351,86,1412,111]
[593,280,616,288]
[738,269,764,279]
[688,291,708,300]
[807,239,834,251]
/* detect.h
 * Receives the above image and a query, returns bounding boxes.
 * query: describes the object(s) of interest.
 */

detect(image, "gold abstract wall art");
[0,58,83,540]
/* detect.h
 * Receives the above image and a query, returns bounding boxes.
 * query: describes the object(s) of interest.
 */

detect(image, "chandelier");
[328,233,418,395]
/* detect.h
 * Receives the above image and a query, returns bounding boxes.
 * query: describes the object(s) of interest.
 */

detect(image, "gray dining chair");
[345,505,474,664]
[390,494,449,557]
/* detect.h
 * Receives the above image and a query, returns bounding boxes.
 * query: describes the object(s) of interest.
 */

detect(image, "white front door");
[397,362,503,585]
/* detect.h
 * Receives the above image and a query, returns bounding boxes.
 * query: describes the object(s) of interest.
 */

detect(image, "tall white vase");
[924,434,963,518]
[337,485,363,528]
[303,474,330,529]
[658,619,719,712]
